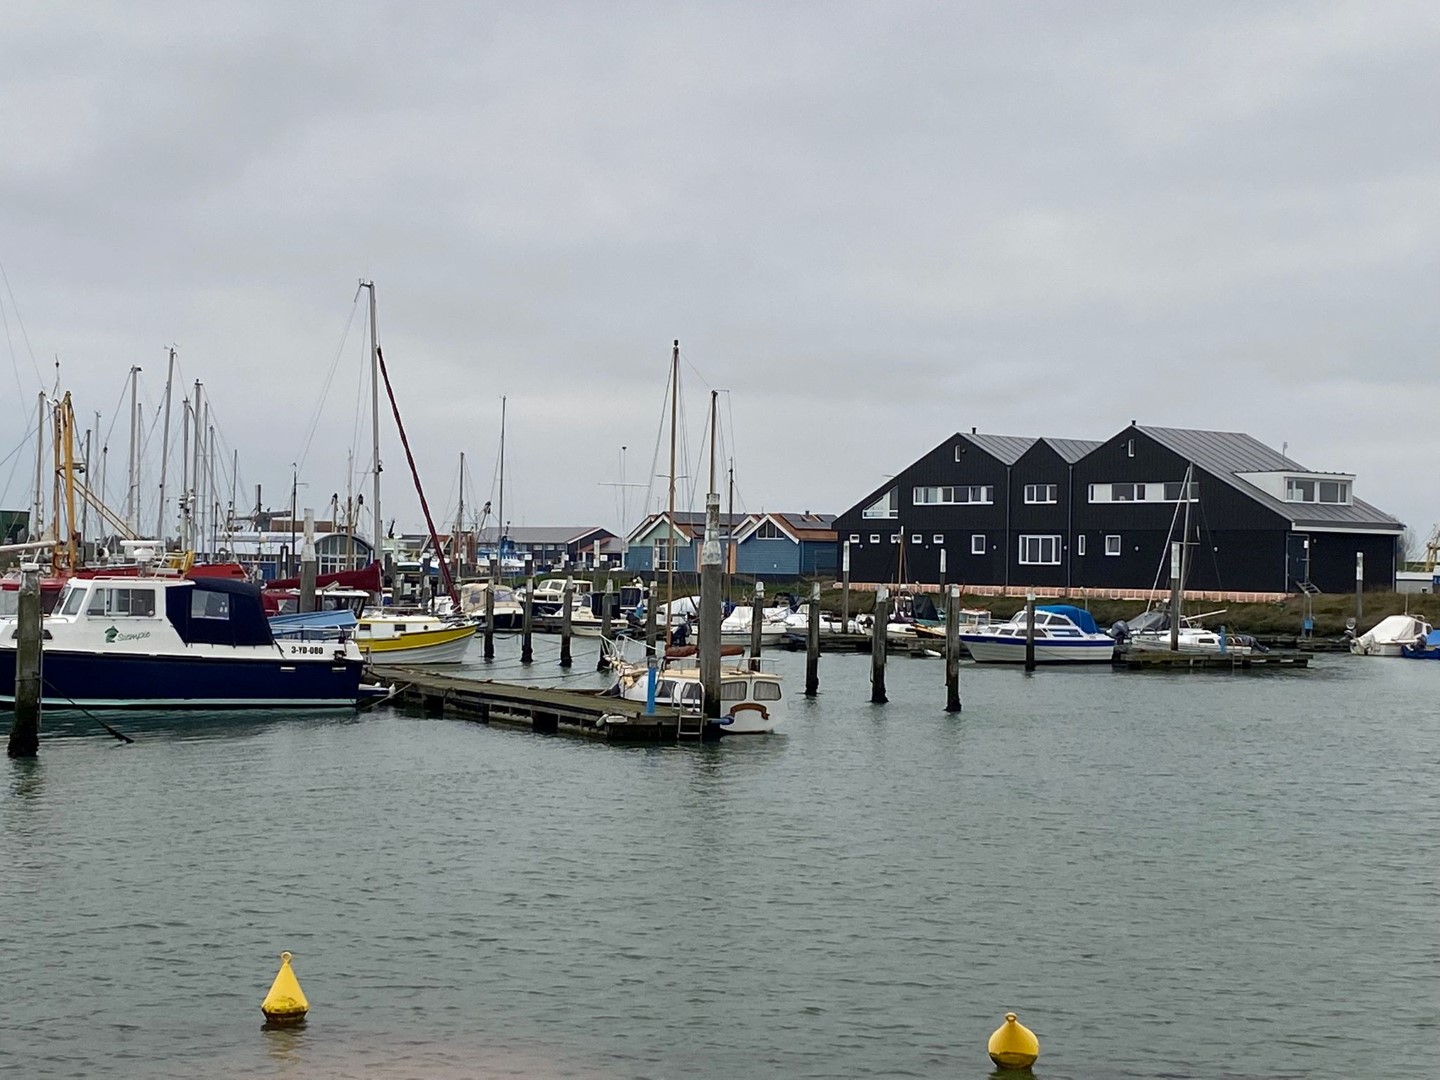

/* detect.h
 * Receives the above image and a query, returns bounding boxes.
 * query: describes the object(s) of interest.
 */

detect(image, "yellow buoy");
[261,951,310,1024]
[988,1012,1039,1069]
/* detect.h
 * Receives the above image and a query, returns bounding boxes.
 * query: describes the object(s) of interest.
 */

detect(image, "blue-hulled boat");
[958,604,1116,664]
[0,574,364,709]
[1400,628,1440,660]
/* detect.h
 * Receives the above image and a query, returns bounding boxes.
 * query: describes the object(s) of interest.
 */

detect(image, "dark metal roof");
[503,526,616,545]
[1043,437,1104,464]
[963,433,1036,465]
[1138,426,1402,531]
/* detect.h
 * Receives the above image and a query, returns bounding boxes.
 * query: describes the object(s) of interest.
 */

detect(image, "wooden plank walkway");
[1113,650,1311,670]
[369,665,707,742]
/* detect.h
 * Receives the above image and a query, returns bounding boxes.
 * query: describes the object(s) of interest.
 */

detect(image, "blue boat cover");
[1425,629,1440,648]
[166,578,275,646]
[1036,604,1100,635]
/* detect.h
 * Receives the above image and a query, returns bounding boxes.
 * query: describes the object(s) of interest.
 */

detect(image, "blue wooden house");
[733,512,838,579]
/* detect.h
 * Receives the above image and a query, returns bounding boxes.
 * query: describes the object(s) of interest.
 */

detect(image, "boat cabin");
[51,576,277,646]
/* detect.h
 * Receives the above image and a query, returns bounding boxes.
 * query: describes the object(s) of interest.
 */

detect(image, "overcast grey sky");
[2,1,1436,542]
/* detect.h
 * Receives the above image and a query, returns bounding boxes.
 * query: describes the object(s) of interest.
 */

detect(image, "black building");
[834,424,1403,596]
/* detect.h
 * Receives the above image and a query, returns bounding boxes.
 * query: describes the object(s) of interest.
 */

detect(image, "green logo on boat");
[104,626,151,644]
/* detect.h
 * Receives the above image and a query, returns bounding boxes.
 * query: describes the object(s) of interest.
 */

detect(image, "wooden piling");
[750,580,765,672]
[870,586,889,704]
[597,578,614,672]
[484,557,497,660]
[298,508,318,613]
[520,559,535,664]
[841,539,851,633]
[7,564,42,758]
[559,578,573,668]
[699,493,723,719]
[1024,593,1036,673]
[804,581,821,697]
[944,583,961,713]
[1168,542,1183,653]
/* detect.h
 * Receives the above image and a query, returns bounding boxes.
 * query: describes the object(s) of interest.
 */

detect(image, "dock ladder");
[677,712,707,740]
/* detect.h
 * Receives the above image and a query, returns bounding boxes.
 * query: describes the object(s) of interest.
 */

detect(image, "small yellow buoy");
[988,1012,1039,1069]
[261,951,310,1025]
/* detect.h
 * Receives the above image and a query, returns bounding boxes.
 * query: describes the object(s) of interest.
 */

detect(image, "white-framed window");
[1105,534,1122,556]
[848,533,860,543]
[88,587,157,617]
[970,534,986,555]
[1126,438,1135,458]
[913,485,994,505]
[869,533,881,544]
[889,533,901,543]
[911,533,923,544]
[1089,481,1198,503]
[1023,483,1057,504]
[863,488,898,519]
[1019,534,1061,565]
[932,534,944,544]
[653,538,674,572]
[754,520,786,540]
[1077,534,1087,556]
[1285,477,1350,504]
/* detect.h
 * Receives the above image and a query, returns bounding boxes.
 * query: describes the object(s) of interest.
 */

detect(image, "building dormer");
[1236,471,1355,506]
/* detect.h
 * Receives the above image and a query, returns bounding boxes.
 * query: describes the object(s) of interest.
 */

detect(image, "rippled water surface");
[3,644,1437,1079]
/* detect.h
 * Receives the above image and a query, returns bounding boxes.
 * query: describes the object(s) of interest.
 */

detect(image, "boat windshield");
[59,585,87,616]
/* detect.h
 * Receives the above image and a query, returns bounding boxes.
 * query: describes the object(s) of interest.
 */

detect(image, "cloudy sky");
[1,1,1436,544]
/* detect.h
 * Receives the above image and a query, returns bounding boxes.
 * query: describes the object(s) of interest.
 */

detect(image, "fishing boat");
[605,645,784,734]
[958,605,1116,664]
[1352,614,1435,657]
[0,570,364,709]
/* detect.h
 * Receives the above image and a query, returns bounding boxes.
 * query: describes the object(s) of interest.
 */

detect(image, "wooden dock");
[1113,650,1311,670]
[369,665,708,742]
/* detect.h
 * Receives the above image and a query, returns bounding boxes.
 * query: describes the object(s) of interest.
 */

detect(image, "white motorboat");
[0,573,365,709]
[1116,608,1258,656]
[959,605,1115,664]
[1352,614,1434,656]
[459,582,525,629]
[607,646,784,734]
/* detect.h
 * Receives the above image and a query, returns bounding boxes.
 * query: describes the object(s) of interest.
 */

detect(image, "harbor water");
[3,645,1437,1078]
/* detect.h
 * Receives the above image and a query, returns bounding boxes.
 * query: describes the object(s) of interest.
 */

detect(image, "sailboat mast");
[497,397,506,573]
[455,451,465,574]
[363,280,383,574]
[155,347,175,540]
[126,365,140,533]
[190,381,202,552]
[665,339,679,644]
[31,392,45,541]
[725,459,734,603]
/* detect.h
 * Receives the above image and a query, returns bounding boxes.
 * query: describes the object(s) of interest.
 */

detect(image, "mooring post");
[7,562,43,758]
[484,557,497,660]
[1024,590,1037,673]
[841,539,851,632]
[559,577,573,668]
[645,577,658,658]
[645,654,658,715]
[805,581,821,697]
[699,493,723,719]
[1168,541,1183,652]
[597,577,614,672]
[870,586,889,703]
[520,557,534,664]
[944,583,961,713]
[298,508,318,613]
[1355,551,1364,624]
[750,580,765,672]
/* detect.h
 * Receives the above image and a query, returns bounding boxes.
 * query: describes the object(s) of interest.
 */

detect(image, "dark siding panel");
[1306,532,1398,593]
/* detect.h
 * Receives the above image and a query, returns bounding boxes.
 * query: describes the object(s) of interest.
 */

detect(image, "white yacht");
[606,646,784,733]
[959,605,1115,664]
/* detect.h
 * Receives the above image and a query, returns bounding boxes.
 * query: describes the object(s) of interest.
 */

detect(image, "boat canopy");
[166,578,275,647]
[1037,604,1100,635]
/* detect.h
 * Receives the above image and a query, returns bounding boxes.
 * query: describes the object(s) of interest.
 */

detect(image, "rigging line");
[296,295,362,474]
[0,256,44,388]
[0,282,28,403]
